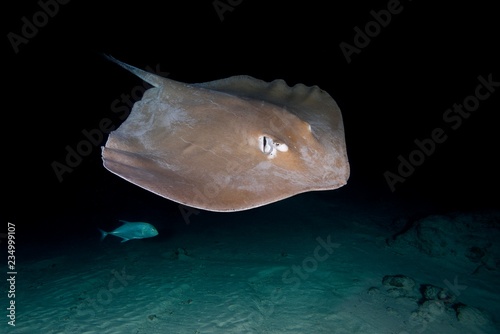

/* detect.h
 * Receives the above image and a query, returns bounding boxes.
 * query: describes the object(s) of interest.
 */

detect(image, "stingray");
[102,57,349,212]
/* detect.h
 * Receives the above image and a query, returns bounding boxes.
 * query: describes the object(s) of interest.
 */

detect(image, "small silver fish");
[99,220,158,243]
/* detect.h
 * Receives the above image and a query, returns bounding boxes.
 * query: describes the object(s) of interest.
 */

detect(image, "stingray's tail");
[98,228,108,241]
[103,54,168,88]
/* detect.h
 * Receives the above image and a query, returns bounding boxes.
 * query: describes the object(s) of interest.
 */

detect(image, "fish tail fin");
[98,228,108,241]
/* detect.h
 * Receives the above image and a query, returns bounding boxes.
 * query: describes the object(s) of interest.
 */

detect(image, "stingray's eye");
[258,135,288,159]
[263,136,273,153]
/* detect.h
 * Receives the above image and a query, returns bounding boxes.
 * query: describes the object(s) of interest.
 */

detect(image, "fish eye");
[258,135,288,159]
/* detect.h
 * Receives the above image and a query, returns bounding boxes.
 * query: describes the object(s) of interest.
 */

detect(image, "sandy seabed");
[6,194,500,334]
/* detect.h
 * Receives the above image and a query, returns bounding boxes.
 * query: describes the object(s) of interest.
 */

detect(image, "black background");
[4,0,499,241]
